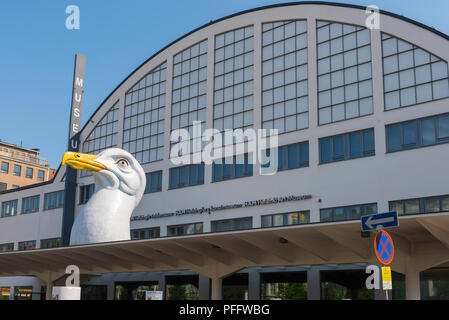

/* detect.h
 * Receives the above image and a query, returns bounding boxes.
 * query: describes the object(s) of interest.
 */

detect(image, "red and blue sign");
[374,230,394,265]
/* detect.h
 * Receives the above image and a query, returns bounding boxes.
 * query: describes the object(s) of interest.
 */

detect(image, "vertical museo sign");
[62,53,86,246]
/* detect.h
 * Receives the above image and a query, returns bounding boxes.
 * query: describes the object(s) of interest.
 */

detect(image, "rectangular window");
[25,167,33,179]
[389,201,404,215]
[262,141,309,173]
[319,128,375,164]
[386,113,449,152]
[0,183,6,192]
[425,198,441,213]
[213,154,253,182]
[382,33,449,111]
[1,162,9,174]
[214,26,254,140]
[167,222,203,237]
[261,20,309,134]
[261,211,310,228]
[144,171,163,194]
[319,203,377,222]
[37,170,45,181]
[13,165,21,177]
[169,164,204,189]
[402,121,417,147]
[389,194,449,215]
[40,238,61,249]
[18,241,36,251]
[0,243,14,252]
[79,184,95,204]
[21,195,40,214]
[171,40,207,156]
[130,227,160,240]
[317,21,374,125]
[1,200,18,217]
[437,114,449,140]
[211,217,253,232]
[44,191,64,210]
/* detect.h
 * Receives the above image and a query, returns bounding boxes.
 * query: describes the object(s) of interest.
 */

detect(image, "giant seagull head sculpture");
[62,148,146,246]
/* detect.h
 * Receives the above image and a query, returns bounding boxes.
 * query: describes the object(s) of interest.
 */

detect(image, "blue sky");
[0,0,448,169]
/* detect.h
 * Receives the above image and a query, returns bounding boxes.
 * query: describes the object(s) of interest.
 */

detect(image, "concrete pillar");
[406,269,421,300]
[199,275,211,300]
[107,283,115,300]
[157,273,166,300]
[45,281,53,300]
[9,286,14,300]
[307,268,321,300]
[248,269,260,300]
[211,277,222,300]
[32,279,44,300]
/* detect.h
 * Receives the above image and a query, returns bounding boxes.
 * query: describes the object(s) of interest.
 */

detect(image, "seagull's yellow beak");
[62,152,106,172]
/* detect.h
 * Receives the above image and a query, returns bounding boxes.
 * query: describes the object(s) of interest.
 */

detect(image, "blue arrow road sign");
[361,212,399,231]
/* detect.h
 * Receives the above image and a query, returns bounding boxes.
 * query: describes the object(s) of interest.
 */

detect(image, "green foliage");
[274,282,308,300]
[167,284,199,300]
[321,282,349,300]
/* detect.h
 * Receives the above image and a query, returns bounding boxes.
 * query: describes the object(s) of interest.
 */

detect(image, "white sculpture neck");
[84,186,135,222]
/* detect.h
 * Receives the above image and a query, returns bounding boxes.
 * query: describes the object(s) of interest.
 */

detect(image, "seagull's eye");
[116,158,129,168]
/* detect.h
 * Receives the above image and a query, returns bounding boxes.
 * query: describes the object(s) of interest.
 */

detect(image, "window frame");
[21,195,40,214]
[319,203,378,222]
[261,211,310,228]
[37,170,45,181]
[211,217,253,232]
[43,190,64,211]
[386,113,449,153]
[25,167,33,179]
[167,222,203,236]
[212,153,253,182]
[13,164,21,177]
[1,162,9,174]
[1,199,18,217]
[79,184,95,205]
[389,195,449,215]
[319,128,375,164]
[169,164,205,190]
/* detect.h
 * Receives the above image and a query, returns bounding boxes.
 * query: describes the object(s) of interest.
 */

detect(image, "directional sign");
[374,230,394,265]
[361,211,398,232]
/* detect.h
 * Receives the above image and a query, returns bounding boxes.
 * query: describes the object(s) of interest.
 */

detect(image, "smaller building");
[0,140,54,191]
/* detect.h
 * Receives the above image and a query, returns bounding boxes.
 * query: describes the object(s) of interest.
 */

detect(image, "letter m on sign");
[75,77,84,88]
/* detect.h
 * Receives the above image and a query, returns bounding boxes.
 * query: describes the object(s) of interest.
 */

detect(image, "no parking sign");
[374,230,394,265]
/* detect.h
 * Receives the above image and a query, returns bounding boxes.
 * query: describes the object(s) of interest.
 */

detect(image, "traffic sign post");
[374,230,395,300]
[361,211,398,232]
[361,212,398,300]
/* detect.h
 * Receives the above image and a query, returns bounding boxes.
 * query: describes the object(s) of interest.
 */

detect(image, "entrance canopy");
[1,213,449,281]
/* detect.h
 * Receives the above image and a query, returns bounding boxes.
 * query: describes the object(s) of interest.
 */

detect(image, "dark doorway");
[260,271,307,300]
[321,269,373,300]
[421,268,449,300]
[165,275,199,300]
[115,281,158,300]
[223,273,248,300]
[81,285,108,300]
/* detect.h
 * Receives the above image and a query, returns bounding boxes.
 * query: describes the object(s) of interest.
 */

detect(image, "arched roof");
[39,1,449,184]
[79,2,449,139]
